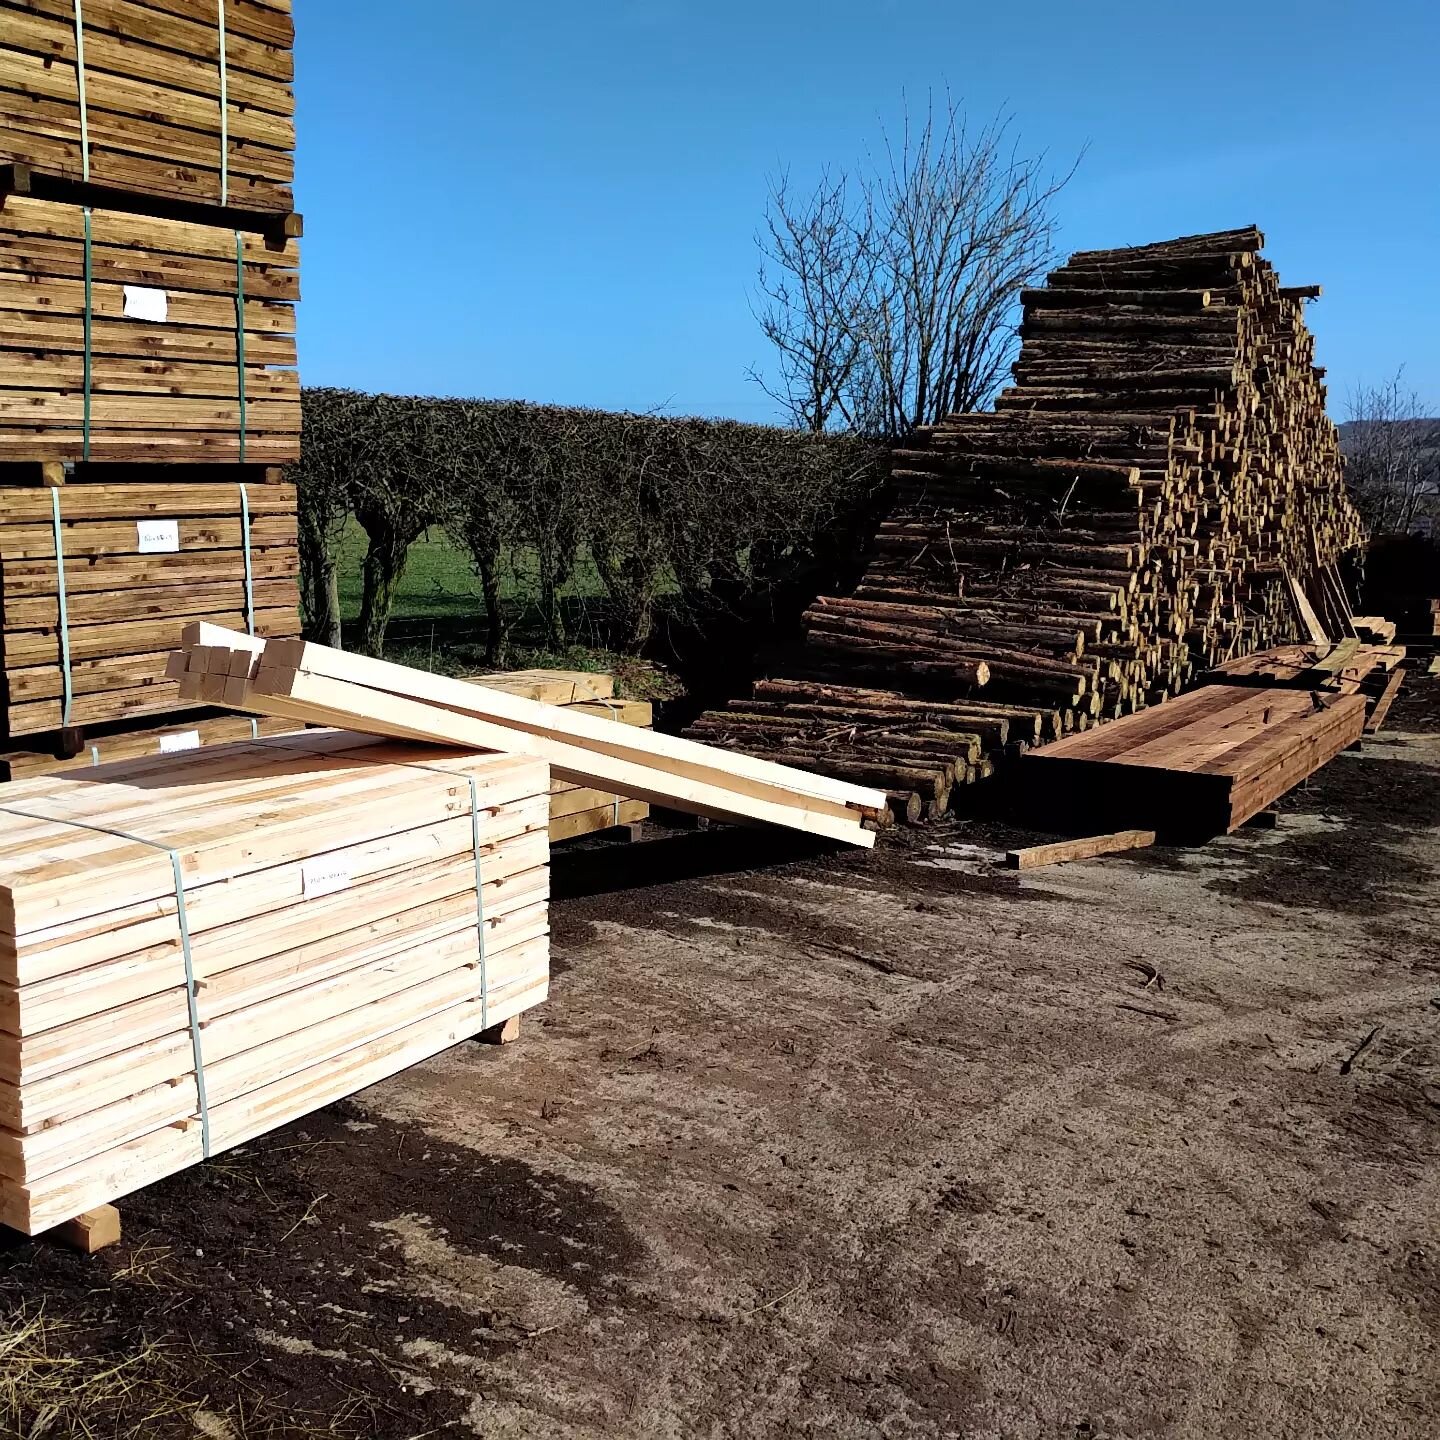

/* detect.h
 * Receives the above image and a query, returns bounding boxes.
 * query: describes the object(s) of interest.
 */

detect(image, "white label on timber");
[158,730,201,754]
[122,285,169,323]
[136,520,180,553]
[302,861,352,898]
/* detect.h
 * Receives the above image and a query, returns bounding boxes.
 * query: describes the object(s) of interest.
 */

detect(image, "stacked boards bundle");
[172,624,887,846]
[0,0,296,215]
[0,712,295,779]
[0,480,300,736]
[0,191,300,465]
[0,729,550,1236]
[470,670,654,842]
[686,227,1366,822]
[1201,639,1407,734]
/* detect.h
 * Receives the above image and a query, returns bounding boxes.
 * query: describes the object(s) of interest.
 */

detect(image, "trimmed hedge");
[293,388,885,660]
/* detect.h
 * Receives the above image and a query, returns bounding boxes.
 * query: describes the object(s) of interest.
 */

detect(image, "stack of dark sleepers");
[1015,685,1366,839]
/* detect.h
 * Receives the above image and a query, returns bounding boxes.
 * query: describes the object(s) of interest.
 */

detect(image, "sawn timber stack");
[1016,685,1367,838]
[686,227,1365,821]
[0,481,301,737]
[1,0,296,217]
[0,730,550,1236]
[0,192,300,465]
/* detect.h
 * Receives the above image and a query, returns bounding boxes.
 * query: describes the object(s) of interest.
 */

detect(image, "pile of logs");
[686,227,1366,822]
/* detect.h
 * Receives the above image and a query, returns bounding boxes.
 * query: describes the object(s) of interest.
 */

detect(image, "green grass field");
[335,521,606,623]
[335,521,481,623]
[334,522,680,701]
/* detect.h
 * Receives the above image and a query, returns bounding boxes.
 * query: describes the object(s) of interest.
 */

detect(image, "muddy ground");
[3,678,1438,1439]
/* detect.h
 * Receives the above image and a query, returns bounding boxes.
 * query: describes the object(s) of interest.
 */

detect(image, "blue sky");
[295,0,1440,422]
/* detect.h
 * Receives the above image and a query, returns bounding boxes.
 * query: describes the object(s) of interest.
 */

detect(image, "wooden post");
[1005,829,1157,870]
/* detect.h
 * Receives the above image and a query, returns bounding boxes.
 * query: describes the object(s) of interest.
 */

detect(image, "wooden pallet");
[1018,685,1367,838]
[0,730,551,1237]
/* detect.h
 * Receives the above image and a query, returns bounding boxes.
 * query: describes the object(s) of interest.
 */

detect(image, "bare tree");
[1345,370,1440,536]
[753,96,1078,439]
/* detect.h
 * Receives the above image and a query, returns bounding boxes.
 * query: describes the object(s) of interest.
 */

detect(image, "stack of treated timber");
[686,227,1365,819]
[0,481,301,737]
[1,0,296,216]
[1016,685,1367,839]
[173,624,887,845]
[0,192,300,465]
[0,730,550,1236]
[0,0,303,768]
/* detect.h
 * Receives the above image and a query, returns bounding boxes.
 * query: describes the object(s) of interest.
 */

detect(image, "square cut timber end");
[42,1205,123,1255]
[479,1016,522,1046]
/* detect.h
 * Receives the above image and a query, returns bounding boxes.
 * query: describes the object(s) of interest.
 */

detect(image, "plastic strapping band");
[250,718,259,739]
[400,759,492,1029]
[465,776,490,1031]
[73,1,91,181]
[89,745,99,765]
[239,482,254,633]
[234,233,248,462]
[82,208,93,462]
[217,0,229,203]
[50,490,73,727]
[74,6,94,461]
[0,806,212,1157]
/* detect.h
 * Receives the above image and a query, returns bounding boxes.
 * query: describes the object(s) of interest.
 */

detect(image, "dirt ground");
[3,677,1438,1440]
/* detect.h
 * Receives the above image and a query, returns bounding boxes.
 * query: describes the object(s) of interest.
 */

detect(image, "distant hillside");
[1338,417,1440,446]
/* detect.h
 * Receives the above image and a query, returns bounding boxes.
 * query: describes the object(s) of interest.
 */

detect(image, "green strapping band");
[386,757,492,1029]
[465,776,491,1032]
[216,0,229,203]
[82,207,93,462]
[239,482,255,634]
[234,232,248,462]
[72,0,91,180]
[0,805,212,1158]
[50,490,73,728]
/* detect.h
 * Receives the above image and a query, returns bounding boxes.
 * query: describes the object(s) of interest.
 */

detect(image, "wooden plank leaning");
[175,625,885,848]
